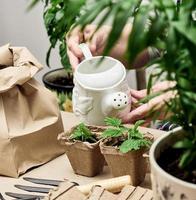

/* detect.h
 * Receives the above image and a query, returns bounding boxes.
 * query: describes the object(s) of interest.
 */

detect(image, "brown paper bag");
[0,44,64,177]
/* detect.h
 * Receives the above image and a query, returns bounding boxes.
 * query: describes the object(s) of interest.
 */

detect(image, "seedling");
[69,123,97,143]
[101,117,152,153]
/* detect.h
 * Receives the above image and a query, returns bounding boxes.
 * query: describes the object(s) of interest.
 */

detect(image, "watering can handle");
[79,43,93,60]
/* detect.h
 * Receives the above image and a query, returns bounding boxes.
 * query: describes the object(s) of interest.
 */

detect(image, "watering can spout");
[102,92,129,116]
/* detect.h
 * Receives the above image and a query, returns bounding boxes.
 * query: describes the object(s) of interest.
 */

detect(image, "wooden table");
[0,112,165,199]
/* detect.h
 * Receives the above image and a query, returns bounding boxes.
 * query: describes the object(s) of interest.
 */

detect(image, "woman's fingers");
[84,25,111,56]
[67,36,83,58]
[130,88,147,99]
[84,25,97,54]
[122,90,176,123]
[152,81,176,93]
[130,81,176,100]
[84,24,97,40]
[66,26,84,68]
[131,96,138,105]
[67,49,80,70]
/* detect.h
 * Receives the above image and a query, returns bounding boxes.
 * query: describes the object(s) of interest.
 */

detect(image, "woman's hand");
[66,25,111,69]
[121,81,176,124]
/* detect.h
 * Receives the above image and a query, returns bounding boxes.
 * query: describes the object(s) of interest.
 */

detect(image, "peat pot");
[58,126,105,177]
[100,138,148,186]
[150,128,196,200]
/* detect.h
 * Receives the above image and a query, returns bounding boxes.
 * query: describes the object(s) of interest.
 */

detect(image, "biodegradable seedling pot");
[59,126,105,177]
[100,137,150,186]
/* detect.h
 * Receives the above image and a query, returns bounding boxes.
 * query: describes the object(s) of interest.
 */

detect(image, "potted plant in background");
[58,123,105,177]
[100,117,152,186]
[28,0,87,112]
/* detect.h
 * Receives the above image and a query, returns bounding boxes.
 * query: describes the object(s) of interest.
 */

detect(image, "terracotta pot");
[100,137,148,186]
[150,128,196,200]
[59,126,105,177]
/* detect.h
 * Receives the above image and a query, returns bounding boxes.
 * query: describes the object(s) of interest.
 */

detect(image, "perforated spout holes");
[112,92,129,109]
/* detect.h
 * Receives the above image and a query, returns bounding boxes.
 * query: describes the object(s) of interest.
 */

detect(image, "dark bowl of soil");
[100,136,150,186]
[149,128,196,200]
[42,68,74,93]
[58,125,105,177]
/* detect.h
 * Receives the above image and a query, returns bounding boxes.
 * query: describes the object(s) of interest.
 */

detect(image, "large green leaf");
[172,21,196,45]
[173,138,195,149]
[103,1,133,56]
[127,7,150,65]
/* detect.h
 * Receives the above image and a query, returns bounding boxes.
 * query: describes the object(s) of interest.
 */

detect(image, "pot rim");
[58,127,102,147]
[100,138,147,156]
[149,127,196,189]
[75,56,126,91]
[42,68,74,89]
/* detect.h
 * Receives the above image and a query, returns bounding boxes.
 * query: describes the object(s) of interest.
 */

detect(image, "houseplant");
[28,0,86,111]
[58,123,105,177]
[40,0,76,99]
[100,117,152,186]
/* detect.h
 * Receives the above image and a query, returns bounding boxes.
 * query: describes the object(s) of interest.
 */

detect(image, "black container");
[42,68,74,93]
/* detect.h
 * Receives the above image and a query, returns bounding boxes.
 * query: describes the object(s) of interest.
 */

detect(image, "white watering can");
[73,44,131,125]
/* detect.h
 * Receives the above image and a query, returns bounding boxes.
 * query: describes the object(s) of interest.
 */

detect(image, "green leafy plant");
[102,117,152,153]
[29,0,86,69]
[69,123,97,143]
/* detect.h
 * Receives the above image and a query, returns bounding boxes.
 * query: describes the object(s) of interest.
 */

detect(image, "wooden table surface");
[0,112,165,199]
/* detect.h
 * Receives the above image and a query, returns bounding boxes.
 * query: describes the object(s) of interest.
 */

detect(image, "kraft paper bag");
[0,44,64,177]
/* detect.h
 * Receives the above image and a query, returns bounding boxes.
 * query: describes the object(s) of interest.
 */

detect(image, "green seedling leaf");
[120,139,140,153]
[133,120,145,132]
[128,129,143,139]
[120,138,152,153]
[70,123,96,142]
[101,128,123,139]
[104,117,122,127]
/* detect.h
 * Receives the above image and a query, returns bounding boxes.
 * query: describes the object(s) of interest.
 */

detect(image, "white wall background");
[0,0,138,88]
[0,0,61,82]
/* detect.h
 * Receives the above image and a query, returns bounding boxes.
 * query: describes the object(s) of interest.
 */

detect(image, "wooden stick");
[77,175,131,195]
